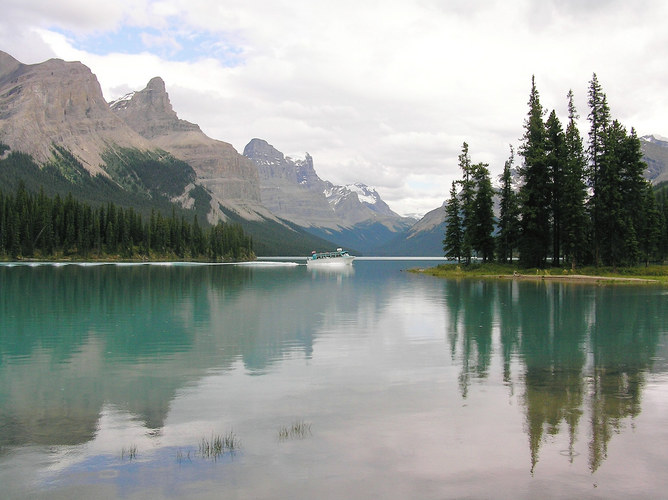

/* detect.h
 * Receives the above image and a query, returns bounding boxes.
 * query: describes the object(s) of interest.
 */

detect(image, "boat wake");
[235,261,301,267]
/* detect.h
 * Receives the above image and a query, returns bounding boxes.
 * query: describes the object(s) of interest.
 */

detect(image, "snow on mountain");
[108,92,136,111]
[323,183,376,208]
[323,182,399,218]
[346,183,380,205]
[642,134,668,144]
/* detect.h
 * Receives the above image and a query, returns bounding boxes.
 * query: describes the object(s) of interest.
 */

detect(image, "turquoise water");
[1,260,667,499]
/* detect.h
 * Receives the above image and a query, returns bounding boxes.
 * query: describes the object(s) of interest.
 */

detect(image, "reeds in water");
[176,448,192,463]
[120,444,138,461]
[199,431,239,460]
[278,419,312,441]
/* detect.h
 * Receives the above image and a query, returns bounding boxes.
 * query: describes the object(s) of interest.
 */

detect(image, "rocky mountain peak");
[110,77,261,208]
[110,76,199,139]
[0,51,150,174]
[244,138,412,240]
[642,134,668,145]
[324,182,399,218]
[0,50,21,79]
[244,139,323,189]
[640,134,668,185]
[243,138,286,165]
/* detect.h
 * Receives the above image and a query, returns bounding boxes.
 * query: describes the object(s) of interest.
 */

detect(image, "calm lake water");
[1,259,667,499]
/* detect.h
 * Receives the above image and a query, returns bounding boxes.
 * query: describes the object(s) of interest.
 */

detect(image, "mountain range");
[243,138,414,253]
[0,51,415,255]
[1,50,667,257]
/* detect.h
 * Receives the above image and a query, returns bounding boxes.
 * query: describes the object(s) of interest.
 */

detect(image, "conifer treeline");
[0,183,254,261]
[444,74,668,268]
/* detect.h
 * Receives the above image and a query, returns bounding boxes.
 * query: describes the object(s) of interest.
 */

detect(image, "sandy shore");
[490,273,658,283]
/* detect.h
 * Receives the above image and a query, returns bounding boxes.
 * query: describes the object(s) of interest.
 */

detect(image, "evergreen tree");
[596,121,645,268]
[457,142,475,264]
[191,215,205,257]
[470,162,495,262]
[620,128,649,259]
[518,76,551,268]
[443,181,463,262]
[657,186,668,259]
[545,110,566,266]
[561,90,588,270]
[0,192,5,254]
[639,183,663,265]
[587,73,611,265]
[496,146,520,263]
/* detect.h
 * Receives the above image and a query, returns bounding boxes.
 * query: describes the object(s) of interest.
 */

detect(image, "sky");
[2,0,668,217]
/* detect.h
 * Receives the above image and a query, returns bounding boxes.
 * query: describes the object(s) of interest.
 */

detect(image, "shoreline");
[411,263,667,285]
[487,273,659,283]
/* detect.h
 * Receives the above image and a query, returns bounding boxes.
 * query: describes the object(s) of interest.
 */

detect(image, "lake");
[1,259,667,499]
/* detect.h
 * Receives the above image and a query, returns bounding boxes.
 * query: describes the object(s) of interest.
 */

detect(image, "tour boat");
[306,248,355,267]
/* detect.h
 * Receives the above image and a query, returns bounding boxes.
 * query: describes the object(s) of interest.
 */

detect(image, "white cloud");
[2,0,668,216]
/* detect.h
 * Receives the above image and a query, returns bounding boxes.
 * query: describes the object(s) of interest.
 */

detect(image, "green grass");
[412,262,668,284]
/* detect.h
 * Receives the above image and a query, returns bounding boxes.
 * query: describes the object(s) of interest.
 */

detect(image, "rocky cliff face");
[109,77,200,139]
[0,51,268,224]
[324,182,400,222]
[243,138,336,227]
[0,51,151,176]
[244,138,414,252]
[244,138,409,230]
[641,135,668,185]
[110,77,263,217]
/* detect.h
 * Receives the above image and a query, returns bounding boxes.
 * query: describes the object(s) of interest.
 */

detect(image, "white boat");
[306,248,355,267]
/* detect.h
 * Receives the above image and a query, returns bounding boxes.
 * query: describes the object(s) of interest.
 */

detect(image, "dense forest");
[444,74,668,268]
[0,182,254,261]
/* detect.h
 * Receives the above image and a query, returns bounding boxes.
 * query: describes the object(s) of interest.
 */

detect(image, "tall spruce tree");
[518,76,551,268]
[443,181,463,262]
[457,142,475,264]
[470,162,496,262]
[597,120,638,268]
[497,146,520,263]
[618,127,650,265]
[639,183,663,265]
[561,90,588,270]
[657,187,668,259]
[545,110,566,266]
[587,73,611,265]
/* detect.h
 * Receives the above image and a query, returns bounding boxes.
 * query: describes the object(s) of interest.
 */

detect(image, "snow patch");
[642,134,668,144]
[346,183,378,205]
[108,92,135,109]
[323,182,380,208]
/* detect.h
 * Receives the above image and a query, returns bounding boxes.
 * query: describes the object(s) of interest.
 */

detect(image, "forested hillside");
[0,181,253,261]
[0,142,340,258]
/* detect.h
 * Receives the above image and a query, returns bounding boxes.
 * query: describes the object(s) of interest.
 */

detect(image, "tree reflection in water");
[444,279,665,473]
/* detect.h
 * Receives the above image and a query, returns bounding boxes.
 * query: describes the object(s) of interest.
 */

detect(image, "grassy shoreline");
[411,262,668,285]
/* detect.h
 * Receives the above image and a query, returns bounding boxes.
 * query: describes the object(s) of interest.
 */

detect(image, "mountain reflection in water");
[0,262,666,498]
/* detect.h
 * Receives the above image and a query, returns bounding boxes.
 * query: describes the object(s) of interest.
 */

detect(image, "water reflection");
[445,279,666,472]
[1,263,667,497]
[306,264,355,278]
[0,264,331,448]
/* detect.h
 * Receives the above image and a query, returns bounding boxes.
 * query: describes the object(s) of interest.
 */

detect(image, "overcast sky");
[2,1,667,216]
